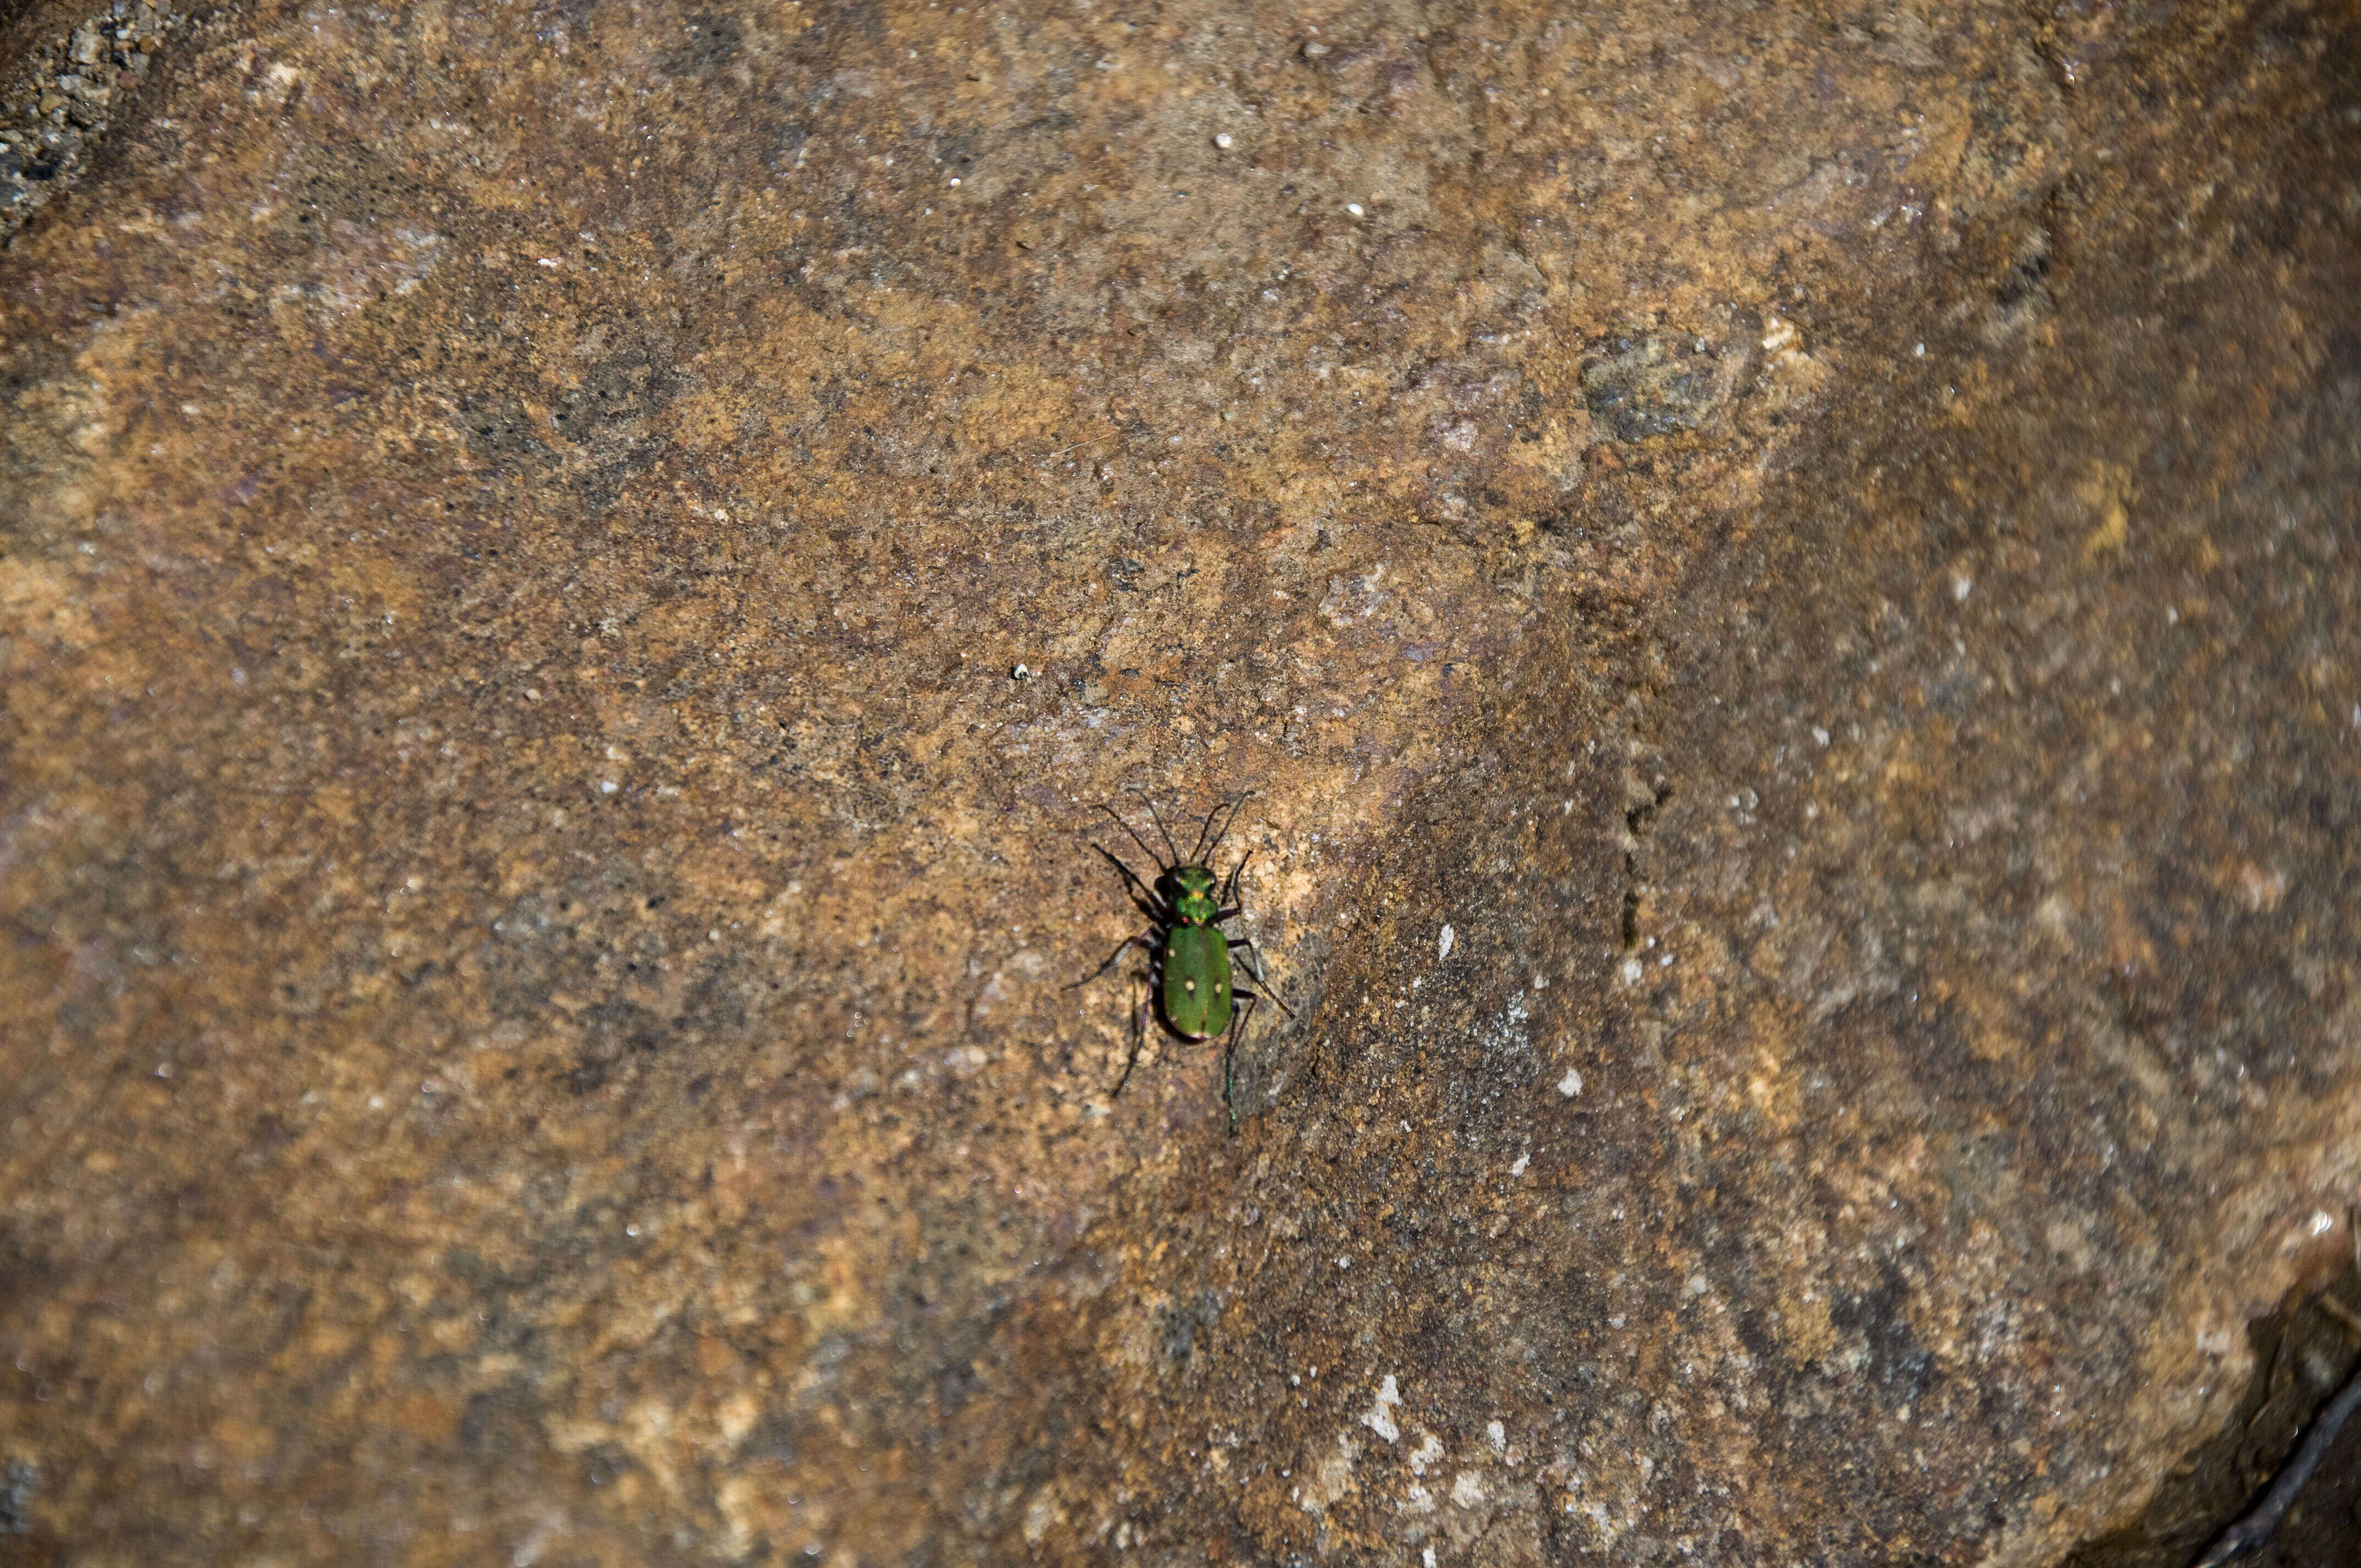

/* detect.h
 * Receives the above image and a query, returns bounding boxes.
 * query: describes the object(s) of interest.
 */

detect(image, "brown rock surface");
[3,0,2357,1562]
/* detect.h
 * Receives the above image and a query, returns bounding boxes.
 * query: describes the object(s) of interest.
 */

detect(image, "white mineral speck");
[1438,924,1455,960]
[600,780,619,794]
[1214,132,1233,149]
[1510,1153,1530,1177]
[1346,202,1364,216]
[1362,1375,1402,1442]
[1952,576,1972,601]
[1557,1068,1582,1097]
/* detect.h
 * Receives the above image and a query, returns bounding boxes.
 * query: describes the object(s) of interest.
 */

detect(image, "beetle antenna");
[1189,801,1218,863]
[1199,788,1256,864]
[1193,793,1243,863]
[1133,792,1184,868]
[1097,803,1168,873]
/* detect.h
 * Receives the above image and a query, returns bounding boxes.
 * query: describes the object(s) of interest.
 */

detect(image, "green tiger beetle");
[1067,793,1291,1131]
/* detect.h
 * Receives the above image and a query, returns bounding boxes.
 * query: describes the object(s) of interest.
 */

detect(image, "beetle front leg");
[1094,845,1172,925]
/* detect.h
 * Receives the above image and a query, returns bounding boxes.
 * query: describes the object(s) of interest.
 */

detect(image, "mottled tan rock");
[1,0,2357,1563]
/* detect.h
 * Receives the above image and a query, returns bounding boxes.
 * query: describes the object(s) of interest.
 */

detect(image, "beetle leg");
[1097,850,1173,927]
[1232,974,1295,1017]
[1094,844,1169,916]
[1212,856,1255,921]
[1112,971,1151,1098]
[1222,992,1263,1136]
[1065,931,1151,990]
[1216,848,1253,907]
[1226,935,1290,1004]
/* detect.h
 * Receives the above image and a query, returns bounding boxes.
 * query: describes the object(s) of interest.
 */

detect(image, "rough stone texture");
[2,0,2357,1563]
[0,0,187,233]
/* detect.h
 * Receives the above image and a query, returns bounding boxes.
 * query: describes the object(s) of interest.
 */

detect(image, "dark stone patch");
[666,13,743,78]
[459,393,559,472]
[1581,336,1727,442]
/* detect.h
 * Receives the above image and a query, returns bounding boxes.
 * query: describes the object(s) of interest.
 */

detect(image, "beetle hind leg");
[1221,992,1267,1136]
[1111,972,1151,1098]
[1226,939,1296,1016]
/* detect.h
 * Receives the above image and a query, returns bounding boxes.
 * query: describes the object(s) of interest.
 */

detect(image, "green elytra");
[1065,795,1292,1130]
